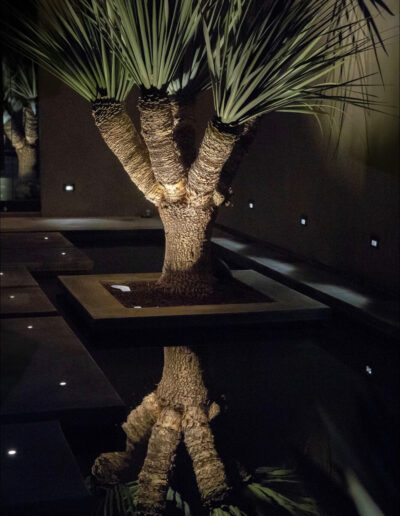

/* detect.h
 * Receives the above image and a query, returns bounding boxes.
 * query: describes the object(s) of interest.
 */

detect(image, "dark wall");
[39,71,153,218]
[215,111,399,293]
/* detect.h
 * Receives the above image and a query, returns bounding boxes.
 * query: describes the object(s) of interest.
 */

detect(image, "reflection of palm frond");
[4,0,134,102]
[204,0,390,127]
[210,467,320,516]
[3,57,37,107]
[92,479,192,516]
[98,0,202,92]
[243,468,320,516]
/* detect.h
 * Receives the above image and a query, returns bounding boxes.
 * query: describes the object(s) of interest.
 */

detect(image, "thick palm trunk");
[4,115,37,181]
[92,99,164,204]
[158,203,215,297]
[138,92,187,203]
[91,107,250,515]
[16,144,37,180]
[93,345,229,516]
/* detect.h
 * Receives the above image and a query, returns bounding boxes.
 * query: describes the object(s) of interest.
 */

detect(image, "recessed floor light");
[9,295,15,299]
[59,381,67,386]
[300,217,308,226]
[27,325,33,330]
[7,450,17,456]
[370,238,379,248]
[61,252,66,256]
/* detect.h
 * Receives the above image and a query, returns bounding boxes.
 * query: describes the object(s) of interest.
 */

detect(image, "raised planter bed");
[59,269,329,331]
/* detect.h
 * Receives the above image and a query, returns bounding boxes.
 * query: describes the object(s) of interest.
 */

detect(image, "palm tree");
[3,0,393,514]
[3,56,38,183]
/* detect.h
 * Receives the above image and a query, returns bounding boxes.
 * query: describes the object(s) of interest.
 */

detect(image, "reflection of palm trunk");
[91,107,247,515]
[3,110,38,181]
[16,145,37,179]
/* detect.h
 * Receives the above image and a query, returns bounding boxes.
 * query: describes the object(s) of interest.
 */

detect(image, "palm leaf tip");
[102,0,202,93]
[204,0,392,127]
[3,0,134,103]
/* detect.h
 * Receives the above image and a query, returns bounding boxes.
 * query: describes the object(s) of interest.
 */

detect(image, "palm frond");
[3,55,37,108]
[204,0,390,126]
[3,0,134,102]
[99,0,202,92]
[94,479,192,516]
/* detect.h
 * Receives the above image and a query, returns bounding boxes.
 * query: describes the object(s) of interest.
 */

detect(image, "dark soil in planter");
[103,278,272,308]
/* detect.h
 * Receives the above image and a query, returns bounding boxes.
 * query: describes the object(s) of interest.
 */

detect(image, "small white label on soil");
[111,285,131,292]
[134,306,142,309]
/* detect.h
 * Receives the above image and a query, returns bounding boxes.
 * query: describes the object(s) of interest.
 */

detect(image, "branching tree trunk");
[3,109,38,181]
[91,96,247,515]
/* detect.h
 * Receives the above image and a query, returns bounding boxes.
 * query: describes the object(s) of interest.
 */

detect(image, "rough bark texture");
[187,120,238,207]
[16,145,37,179]
[92,346,229,515]
[90,100,258,515]
[92,99,164,204]
[138,93,186,203]
[159,347,229,506]
[23,107,38,146]
[137,407,182,514]
[170,96,197,169]
[4,115,37,180]
[158,203,215,297]
[4,118,25,150]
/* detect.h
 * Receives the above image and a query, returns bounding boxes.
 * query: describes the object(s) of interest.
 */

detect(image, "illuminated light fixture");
[44,236,49,240]
[9,295,15,299]
[300,216,308,226]
[0,272,3,276]
[27,325,33,330]
[134,306,142,309]
[7,449,17,456]
[61,252,66,256]
[365,365,372,375]
[248,200,255,209]
[59,381,67,386]
[370,237,379,248]
[63,184,75,192]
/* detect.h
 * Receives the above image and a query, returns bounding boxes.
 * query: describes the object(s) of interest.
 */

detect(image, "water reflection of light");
[253,257,296,274]
[311,284,369,306]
